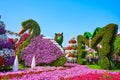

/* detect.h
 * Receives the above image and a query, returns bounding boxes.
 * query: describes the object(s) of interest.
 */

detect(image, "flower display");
[0,34,7,42]
[0,40,5,49]
[4,56,15,66]
[15,33,30,53]
[19,33,30,41]
[8,38,14,43]
[0,63,120,80]
[5,42,15,49]
[65,73,120,80]
[0,66,68,79]
[0,49,15,67]
[20,35,64,66]
[0,56,5,66]
[0,20,15,68]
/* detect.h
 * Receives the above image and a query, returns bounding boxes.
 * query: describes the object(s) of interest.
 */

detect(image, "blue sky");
[0,0,120,46]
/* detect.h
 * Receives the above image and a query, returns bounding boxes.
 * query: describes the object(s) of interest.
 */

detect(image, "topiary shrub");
[81,58,87,65]
[51,55,66,66]
[77,35,89,64]
[84,32,92,39]
[113,35,120,55]
[98,57,110,69]
[92,27,102,38]
[81,50,87,58]
[77,23,118,69]
[91,23,118,69]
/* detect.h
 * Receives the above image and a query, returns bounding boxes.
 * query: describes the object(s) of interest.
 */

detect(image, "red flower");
[0,56,5,66]
[8,38,14,43]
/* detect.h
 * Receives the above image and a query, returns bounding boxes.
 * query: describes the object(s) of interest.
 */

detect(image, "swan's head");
[19,19,38,35]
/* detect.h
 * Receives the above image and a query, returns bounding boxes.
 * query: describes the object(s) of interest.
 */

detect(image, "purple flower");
[5,56,15,66]
[20,35,64,66]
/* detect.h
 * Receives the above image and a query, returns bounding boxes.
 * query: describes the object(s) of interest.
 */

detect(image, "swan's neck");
[16,25,40,58]
[26,25,40,42]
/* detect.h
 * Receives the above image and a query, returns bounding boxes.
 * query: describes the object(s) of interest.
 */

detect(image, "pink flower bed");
[66,73,120,80]
[0,66,68,79]
[0,63,120,80]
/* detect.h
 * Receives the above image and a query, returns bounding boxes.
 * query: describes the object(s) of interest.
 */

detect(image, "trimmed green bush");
[77,23,118,69]
[84,32,92,39]
[77,35,89,64]
[114,35,120,55]
[81,50,87,58]
[82,58,87,65]
[91,23,118,69]
[98,57,110,69]
[92,27,102,38]
[51,55,66,67]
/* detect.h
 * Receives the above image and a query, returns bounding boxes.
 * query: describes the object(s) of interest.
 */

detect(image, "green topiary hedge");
[77,35,89,64]
[91,23,118,69]
[92,27,102,38]
[50,55,67,67]
[114,35,120,55]
[77,23,118,70]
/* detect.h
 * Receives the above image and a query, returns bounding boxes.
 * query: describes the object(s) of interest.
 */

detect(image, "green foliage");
[81,50,87,58]
[84,32,93,39]
[77,35,87,64]
[114,63,120,70]
[91,23,118,69]
[77,35,89,64]
[81,58,87,65]
[98,57,110,70]
[77,57,82,64]
[77,23,118,70]
[87,64,101,69]
[114,35,120,55]
[92,27,102,38]
[51,55,66,66]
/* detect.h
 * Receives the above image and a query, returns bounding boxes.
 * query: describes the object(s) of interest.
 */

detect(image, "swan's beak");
[19,27,27,35]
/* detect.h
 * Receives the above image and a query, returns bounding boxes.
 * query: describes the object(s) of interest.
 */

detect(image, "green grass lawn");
[86,64,101,69]
[87,64,120,72]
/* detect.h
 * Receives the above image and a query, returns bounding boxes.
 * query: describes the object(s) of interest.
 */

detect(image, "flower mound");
[20,35,64,66]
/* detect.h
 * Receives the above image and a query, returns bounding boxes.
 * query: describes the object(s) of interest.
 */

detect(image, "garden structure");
[0,18,120,79]
[64,37,77,63]
[16,19,66,67]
